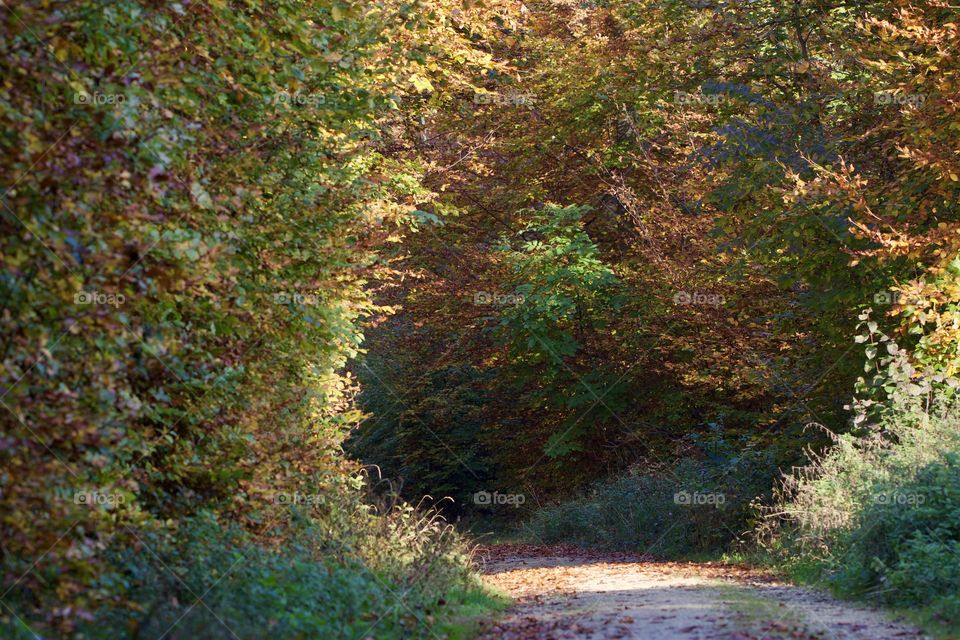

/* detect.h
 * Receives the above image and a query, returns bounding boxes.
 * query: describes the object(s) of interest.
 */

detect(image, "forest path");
[473,545,928,640]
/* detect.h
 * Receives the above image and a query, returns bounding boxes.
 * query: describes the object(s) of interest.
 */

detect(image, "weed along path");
[473,545,928,640]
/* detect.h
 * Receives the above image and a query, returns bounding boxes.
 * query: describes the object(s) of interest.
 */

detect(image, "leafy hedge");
[0,0,489,634]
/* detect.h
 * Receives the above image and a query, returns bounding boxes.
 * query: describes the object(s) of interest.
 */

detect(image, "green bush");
[526,428,776,555]
[1,484,485,639]
[761,389,960,624]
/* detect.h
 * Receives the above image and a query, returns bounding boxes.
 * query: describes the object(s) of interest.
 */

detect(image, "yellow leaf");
[411,75,434,92]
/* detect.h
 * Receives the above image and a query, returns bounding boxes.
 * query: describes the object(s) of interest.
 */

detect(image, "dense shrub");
[1,479,482,639]
[760,388,960,624]
[526,429,776,555]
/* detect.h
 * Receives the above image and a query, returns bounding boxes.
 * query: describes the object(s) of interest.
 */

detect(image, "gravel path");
[473,545,929,640]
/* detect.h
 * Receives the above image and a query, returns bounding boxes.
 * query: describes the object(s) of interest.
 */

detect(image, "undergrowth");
[1,480,496,639]
[758,385,960,631]
[524,428,776,556]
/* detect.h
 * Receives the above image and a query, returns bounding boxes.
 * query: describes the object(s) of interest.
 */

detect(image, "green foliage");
[851,310,960,426]
[1,481,487,639]
[495,204,621,368]
[526,427,776,555]
[492,204,622,457]
[759,385,960,626]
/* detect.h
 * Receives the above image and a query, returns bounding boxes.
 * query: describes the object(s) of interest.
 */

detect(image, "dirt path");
[473,545,929,640]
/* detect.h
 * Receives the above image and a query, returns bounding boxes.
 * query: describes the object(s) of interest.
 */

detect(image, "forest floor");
[472,544,929,640]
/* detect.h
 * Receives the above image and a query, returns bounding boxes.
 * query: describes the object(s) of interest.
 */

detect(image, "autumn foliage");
[349,0,959,515]
[1,0,959,635]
